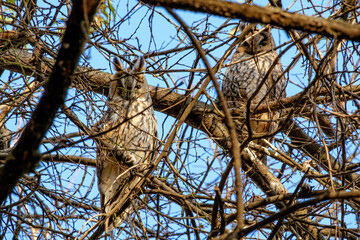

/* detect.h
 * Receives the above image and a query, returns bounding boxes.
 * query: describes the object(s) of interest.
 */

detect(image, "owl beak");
[119,77,137,100]
[243,40,256,54]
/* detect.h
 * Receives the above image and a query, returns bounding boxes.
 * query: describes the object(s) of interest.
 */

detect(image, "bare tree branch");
[0,0,101,204]
[1,1,360,237]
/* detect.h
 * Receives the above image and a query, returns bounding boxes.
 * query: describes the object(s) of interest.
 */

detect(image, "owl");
[96,56,158,231]
[222,27,286,164]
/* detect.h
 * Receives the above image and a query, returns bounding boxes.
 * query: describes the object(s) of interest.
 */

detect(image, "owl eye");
[135,84,141,90]
[259,40,268,46]
[242,41,250,48]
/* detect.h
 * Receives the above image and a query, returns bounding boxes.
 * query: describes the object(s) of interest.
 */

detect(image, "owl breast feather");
[224,51,281,103]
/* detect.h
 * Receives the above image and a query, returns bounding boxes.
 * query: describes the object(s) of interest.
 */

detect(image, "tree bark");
[141,0,360,42]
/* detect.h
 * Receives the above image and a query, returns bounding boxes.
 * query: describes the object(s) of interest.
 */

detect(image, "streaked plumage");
[222,28,286,164]
[96,56,158,231]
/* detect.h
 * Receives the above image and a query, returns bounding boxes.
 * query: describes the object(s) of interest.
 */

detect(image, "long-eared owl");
[96,56,158,231]
[222,27,286,164]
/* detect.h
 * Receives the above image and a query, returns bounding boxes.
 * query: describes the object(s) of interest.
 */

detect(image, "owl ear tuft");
[113,57,124,72]
[263,27,272,36]
[239,23,248,31]
[132,56,146,72]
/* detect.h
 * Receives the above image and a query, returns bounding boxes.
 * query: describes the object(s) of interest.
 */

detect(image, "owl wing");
[269,56,287,100]
[249,53,286,165]
[265,54,286,133]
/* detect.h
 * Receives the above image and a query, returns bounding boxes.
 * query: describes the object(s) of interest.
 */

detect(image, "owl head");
[236,28,275,55]
[110,56,150,101]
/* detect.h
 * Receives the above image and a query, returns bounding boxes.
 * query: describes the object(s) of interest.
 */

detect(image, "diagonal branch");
[0,0,101,204]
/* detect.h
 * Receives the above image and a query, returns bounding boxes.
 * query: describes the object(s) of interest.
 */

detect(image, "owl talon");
[123,152,138,166]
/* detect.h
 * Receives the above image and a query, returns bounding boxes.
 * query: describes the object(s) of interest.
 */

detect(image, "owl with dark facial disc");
[222,27,286,164]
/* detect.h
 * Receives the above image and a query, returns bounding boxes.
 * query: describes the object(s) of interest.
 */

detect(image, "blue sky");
[2,0,360,238]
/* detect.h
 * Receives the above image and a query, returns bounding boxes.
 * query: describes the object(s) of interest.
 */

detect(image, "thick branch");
[2,48,360,115]
[141,0,360,42]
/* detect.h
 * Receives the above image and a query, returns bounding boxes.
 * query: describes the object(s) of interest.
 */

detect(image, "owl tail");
[104,178,137,232]
[100,162,146,233]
